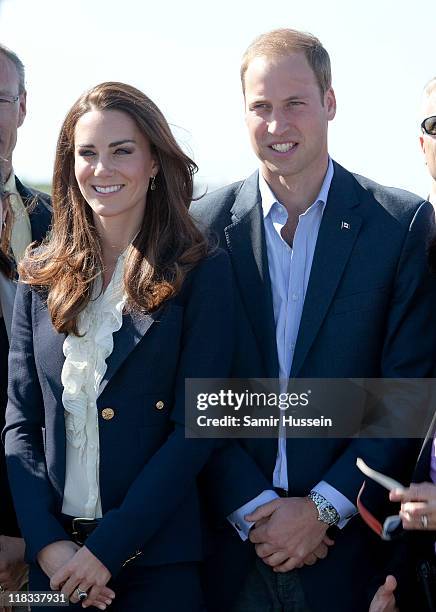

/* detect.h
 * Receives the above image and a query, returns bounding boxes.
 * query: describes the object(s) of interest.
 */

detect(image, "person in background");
[367,435,436,612]
[0,43,51,604]
[4,81,234,611]
[420,77,436,208]
[368,80,436,612]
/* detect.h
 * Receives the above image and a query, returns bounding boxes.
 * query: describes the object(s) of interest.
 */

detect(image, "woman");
[4,82,234,611]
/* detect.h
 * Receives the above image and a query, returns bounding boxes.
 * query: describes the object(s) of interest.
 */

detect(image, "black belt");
[61,515,99,546]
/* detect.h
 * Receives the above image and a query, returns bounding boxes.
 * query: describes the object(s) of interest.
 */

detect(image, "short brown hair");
[241,28,332,100]
[21,82,208,334]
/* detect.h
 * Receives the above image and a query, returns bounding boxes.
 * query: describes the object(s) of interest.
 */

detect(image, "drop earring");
[150,175,157,191]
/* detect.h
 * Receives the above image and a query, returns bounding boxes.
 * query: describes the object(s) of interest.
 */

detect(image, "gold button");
[155,400,164,410]
[101,408,115,420]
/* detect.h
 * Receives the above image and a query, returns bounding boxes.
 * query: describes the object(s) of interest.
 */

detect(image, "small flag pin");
[341,221,350,230]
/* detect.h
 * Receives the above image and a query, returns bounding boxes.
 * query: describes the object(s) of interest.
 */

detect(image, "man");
[0,43,51,598]
[420,77,436,207]
[193,29,436,612]
[368,79,436,612]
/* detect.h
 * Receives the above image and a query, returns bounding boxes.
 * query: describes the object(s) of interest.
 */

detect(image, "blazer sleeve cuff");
[84,509,141,578]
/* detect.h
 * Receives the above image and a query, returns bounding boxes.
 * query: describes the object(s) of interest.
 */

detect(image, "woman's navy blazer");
[4,250,234,577]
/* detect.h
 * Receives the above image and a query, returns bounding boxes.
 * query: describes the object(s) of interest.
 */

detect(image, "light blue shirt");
[228,159,357,538]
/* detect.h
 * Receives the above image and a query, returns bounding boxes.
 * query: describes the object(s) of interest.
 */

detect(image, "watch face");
[321,505,339,525]
[308,492,339,526]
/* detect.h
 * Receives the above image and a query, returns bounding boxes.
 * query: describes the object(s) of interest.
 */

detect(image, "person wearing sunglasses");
[420,77,436,207]
[368,82,436,611]
[368,81,436,611]
[0,43,51,607]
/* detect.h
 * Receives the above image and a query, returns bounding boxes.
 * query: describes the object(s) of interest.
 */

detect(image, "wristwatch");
[307,491,340,526]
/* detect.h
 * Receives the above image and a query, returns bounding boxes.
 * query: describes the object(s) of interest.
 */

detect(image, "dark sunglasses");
[421,115,436,136]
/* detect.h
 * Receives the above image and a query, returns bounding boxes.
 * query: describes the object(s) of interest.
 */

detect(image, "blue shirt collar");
[259,157,334,219]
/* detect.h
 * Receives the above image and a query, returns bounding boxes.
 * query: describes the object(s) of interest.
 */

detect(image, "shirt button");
[155,400,165,410]
[291,343,295,351]
[292,293,298,301]
[89,444,96,451]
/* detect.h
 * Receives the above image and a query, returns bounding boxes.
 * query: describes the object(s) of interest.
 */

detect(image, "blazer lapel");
[36,298,157,398]
[291,163,362,377]
[224,172,279,378]
[33,300,157,496]
[34,303,66,399]
[31,304,66,498]
[98,308,157,396]
[15,177,52,243]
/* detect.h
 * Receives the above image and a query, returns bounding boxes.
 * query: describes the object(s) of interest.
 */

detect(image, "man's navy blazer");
[0,178,51,536]
[192,161,436,612]
[4,250,236,578]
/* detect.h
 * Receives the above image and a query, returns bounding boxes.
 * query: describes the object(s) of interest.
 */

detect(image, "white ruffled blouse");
[61,252,126,518]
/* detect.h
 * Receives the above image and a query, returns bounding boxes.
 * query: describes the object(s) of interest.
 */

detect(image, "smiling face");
[244,52,336,189]
[74,109,158,235]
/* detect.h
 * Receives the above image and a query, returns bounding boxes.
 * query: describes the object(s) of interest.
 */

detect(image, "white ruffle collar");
[61,252,127,456]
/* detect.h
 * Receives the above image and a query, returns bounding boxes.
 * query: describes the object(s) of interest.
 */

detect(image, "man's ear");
[17,90,27,128]
[325,87,336,121]
[419,134,426,159]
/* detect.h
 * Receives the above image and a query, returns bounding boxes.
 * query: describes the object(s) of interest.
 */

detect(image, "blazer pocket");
[331,286,388,315]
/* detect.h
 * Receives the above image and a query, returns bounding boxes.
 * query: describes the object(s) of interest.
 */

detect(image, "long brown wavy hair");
[20,82,208,334]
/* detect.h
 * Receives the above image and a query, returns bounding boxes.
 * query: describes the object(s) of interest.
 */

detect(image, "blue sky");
[1,0,435,196]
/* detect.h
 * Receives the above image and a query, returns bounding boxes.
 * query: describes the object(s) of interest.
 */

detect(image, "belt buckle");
[71,517,97,546]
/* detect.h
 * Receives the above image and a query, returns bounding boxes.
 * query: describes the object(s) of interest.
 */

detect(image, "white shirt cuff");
[227,490,279,540]
[312,481,357,529]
